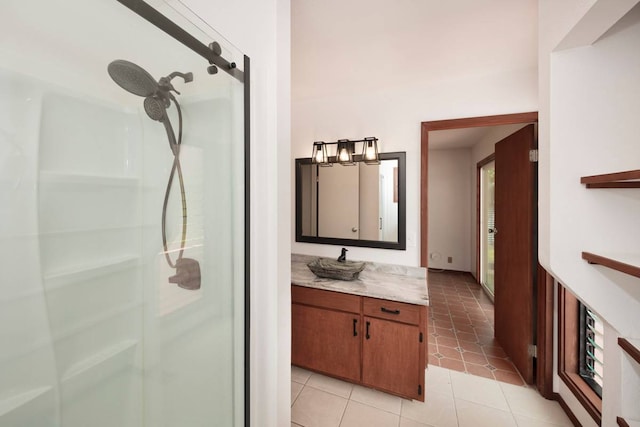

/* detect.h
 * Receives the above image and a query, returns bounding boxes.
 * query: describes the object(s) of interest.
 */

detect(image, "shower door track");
[115,0,245,82]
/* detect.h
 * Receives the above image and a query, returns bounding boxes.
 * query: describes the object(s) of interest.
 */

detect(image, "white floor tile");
[350,385,402,415]
[292,386,348,427]
[500,383,572,426]
[307,373,354,398]
[290,366,574,427]
[339,400,400,427]
[292,381,304,406]
[292,366,313,384]
[450,370,509,411]
[513,414,573,427]
[401,391,458,427]
[399,418,435,427]
[425,366,453,396]
[456,399,517,427]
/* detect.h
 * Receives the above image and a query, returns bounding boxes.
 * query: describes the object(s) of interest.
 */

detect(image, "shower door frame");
[113,0,251,424]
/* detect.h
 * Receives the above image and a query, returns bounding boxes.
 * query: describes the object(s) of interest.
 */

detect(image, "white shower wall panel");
[39,94,141,177]
[0,69,60,426]
[39,174,140,233]
[37,89,144,426]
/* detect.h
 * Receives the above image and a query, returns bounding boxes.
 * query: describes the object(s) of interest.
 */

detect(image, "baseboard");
[554,392,582,427]
[426,268,472,275]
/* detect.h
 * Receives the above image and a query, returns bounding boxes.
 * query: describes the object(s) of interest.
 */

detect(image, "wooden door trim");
[420,112,543,385]
[420,111,538,268]
[476,153,496,282]
[536,265,555,399]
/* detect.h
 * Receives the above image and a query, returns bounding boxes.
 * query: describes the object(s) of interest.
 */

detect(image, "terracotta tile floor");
[427,270,526,386]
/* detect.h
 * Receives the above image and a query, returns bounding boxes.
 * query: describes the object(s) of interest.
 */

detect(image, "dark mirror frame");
[295,151,406,250]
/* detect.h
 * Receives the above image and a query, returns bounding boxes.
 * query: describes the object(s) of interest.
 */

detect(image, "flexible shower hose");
[161,94,188,269]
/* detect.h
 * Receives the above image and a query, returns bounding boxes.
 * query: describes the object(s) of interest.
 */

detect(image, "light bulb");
[315,149,324,163]
[365,142,375,160]
[339,148,349,162]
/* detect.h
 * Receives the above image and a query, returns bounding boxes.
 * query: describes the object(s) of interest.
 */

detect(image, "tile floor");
[427,270,525,385]
[291,365,573,427]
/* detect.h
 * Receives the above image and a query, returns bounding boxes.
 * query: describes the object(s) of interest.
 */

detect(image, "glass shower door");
[0,1,247,426]
[139,7,247,424]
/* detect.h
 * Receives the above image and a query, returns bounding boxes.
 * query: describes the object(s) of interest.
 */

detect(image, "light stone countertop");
[291,253,429,306]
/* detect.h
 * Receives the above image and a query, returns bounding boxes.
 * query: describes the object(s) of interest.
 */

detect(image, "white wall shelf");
[51,301,142,342]
[44,254,139,290]
[0,386,52,418]
[39,171,140,187]
[61,339,138,384]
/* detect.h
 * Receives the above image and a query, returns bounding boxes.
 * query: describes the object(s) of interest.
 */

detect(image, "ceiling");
[291,0,538,101]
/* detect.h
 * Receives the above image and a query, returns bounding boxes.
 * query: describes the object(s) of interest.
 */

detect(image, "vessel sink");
[307,258,366,281]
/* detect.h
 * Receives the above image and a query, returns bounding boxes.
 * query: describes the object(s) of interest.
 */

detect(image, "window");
[558,284,602,424]
[579,304,604,398]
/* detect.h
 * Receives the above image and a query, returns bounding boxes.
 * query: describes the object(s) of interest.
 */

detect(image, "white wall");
[539,0,640,425]
[291,69,538,266]
[170,0,292,425]
[427,149,471,271]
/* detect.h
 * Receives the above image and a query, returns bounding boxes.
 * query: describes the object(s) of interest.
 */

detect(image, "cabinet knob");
[352,227,358,232]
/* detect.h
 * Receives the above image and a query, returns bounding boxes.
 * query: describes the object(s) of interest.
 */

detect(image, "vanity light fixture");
[312,141,331,166]
[362,137,380,165]
[310,137,380,166]
[336,139,356,166]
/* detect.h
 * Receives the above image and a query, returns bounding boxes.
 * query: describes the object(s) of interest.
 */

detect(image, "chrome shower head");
[108,59,159,97]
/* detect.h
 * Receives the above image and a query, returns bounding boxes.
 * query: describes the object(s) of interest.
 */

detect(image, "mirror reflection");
[295,152,406,250]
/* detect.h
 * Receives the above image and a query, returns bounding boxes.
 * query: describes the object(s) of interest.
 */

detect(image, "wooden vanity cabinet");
[291,286,362,382]
[362,297,425,400]
[292,285,427,401]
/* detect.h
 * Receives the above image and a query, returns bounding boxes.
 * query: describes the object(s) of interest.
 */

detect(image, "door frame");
[420,112,555,394]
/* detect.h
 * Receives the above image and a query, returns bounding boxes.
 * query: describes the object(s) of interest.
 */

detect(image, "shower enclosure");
[0,0,248,425]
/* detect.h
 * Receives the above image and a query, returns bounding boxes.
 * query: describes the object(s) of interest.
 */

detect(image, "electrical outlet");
[447,256,452,263]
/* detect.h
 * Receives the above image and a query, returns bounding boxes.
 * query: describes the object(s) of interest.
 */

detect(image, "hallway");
[427,271,525,386]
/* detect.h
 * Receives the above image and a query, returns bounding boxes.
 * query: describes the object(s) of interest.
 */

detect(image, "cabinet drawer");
[292,285,361,313]
[363,297,421,325]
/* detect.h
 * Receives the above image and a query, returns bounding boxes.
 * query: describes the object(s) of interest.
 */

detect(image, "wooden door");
[494,124,536,384]
[362,317,421,399]
[291,304,361,382]
[318,165,360,239]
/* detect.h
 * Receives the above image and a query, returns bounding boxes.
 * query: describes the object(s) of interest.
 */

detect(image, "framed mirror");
[295,152,406,249]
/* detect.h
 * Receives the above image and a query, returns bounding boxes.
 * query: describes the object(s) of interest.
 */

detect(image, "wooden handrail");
[582,252,640,279]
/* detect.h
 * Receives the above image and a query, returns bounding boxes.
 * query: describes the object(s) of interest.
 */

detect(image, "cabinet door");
[362,317,422,399]
[292,304,361,382]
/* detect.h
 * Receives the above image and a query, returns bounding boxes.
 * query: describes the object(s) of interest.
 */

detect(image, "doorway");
[420,113,552,390]
[479,157,496,299]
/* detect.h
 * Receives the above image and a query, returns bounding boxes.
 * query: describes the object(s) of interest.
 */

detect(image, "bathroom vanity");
[291,254,429,401]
